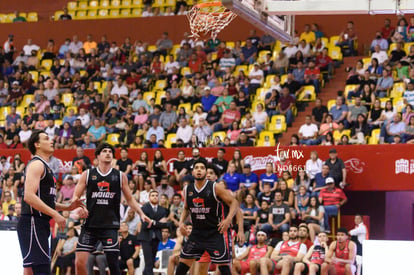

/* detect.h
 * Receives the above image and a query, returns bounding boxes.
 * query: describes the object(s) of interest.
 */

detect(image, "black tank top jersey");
[84,167,122,229]
[185,180,224,237]
[21,156,57,220]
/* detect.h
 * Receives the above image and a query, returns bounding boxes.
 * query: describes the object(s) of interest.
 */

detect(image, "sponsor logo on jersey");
[213,250,219,256]
[188,192,193,196]
[107,238,113,245]
[92,175,97,180]
[97,181,110,192]
[128,240,132,245]
[192,197,205,208]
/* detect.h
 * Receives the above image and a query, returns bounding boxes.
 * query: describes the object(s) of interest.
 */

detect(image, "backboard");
[221,0,294,42]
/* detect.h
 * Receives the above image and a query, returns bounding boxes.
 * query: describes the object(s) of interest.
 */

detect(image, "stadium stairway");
[277,56,362,145]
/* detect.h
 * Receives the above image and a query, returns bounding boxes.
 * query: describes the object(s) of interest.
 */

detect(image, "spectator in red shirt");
[315,47,334,79]
[319,177,347,232]
[278,87,295,126]
[304,60,321,93]
[381,18,395,42]
[188,53,202,75]
[214,101,241,131]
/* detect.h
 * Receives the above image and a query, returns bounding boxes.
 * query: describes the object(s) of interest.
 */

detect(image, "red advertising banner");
[4,144,413,191]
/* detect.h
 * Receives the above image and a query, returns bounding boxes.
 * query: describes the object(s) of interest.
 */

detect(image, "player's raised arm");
[121,171,150,223]
[215,182,239,233]
[24,160,65,228]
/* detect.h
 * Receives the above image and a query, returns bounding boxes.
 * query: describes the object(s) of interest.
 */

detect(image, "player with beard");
[321,227,356,275]
[72,143,150,275]
[259,225,307,275]
[294,231,328,275]
[175,159,239,275]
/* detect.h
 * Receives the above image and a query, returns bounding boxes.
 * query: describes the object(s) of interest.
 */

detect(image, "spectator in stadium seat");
[319,177,347,232]
[70,119,86,146]
[248,62,264,93]
[69,35,83,55]
[176,118,193,145]
[389,42,406,66]
[155,32,173,57]
[252,103,268,133]
[6,81,23,106]
[336,21,358,56]
[87,119,106,144]
[370,31,389,52]
[381,113,406,143]
[283,73,303,97]
[325,148,346,188]
[82,135,96,149]
[193,117,212,145]
[200,86,217,113]
[5,106,21,129]
[214,101,241,131]
[330,96,349,128]
[297,40,312,59]
[311,98,328,126]
[240,163,259,196]
[0,80,8,106]
[146,118,165,142]
[371,45,388,65]
[77,107,91,128]
[298,115,319,145]
[242,39,258,64]
[381,18,395,42]
[264,88,279,118]
[261,190,290,235]
[347,97,368,127]
[59,8,72,20]
[304,60,321,93]
[222,162,241,193]
[278,87,295,126]
[273,51,289,75]
[375,69,393,98]
[300,24,316,45]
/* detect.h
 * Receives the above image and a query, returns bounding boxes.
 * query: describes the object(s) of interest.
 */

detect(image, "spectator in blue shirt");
[330,96,349,128]
[259,162,278,193]
[146,119,165,142]
[201,86,217,112]
[239,163,259,196]
[87,119,107,144]
[312,164,331,196]
[240,193,259,231]
[222,162,241,192]
[155,228,176,268]
[383,113,407,143]
[241,39,258,64]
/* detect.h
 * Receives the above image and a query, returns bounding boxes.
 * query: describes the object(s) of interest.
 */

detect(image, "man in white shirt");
[283,42,298,58]
[164,54,180,75]
[22,38,40,56]
[219,50,236,73]
[44,119,59,142]
[371,45,388,65]
[249,63,264,93]
[19,123,32,144]
[110,78,129,101]
[259,225,307,275]
[349,214,367,256]
[69,35,83,54]
[298,115,319,145]
[403,81,414,107]
[77,107,91,128]
[176,118,193,145]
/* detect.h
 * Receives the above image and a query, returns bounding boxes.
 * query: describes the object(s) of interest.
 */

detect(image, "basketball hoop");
[187,1,237,40]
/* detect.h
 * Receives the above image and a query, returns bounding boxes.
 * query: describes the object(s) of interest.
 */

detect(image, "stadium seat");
[327,99,336,111]
[120,8,131,17]
[192,102,202,112]
[212,131,227,141]
[0,121,5,128]
[268,115,286,133]
[55,120,63,127]
[28,71,39,83]
[297,85,316,102]
[132,0,144,8]
[111,0,122,8]
[390,82,405,98]
[404,42,414,55]
[89,0,100,9]
[67,1,78,11]
[109,9,120,18]
[178,103,192,114]
[321,37,329,47]
[180,67,192,76]
[131,8,141,16]
[106,133,120,146]
[100,0,111,8]
[165,0,176,8]
[153,0,165,7]
[147,45,157,52]
[75,10,88,19]
[143,92,156,105]
[98,9,109,17]
[234,65,248,76]
[258,50,271,63]
[369,129,381,144]
[62,93,74,107]
[256,137,276,146]
[388,43,398,55]
[154,80,167,91]
[254,88,268,101]
[27,12,38,22]
[16,107,25,117]
[225,41,235,49]
[393,97,405,113]
[65,106,78,116]
[78,1,89,10]
[20,95,35,108]
[274,40,282,51]
[259,130,276,142]
[40,59,53,71]
[333,129,351,143]
[4,13,16,23]
[344,84,359,99]
[329,35,340,47]
[39,71,50,78]
[122,0,132,7]
[280,74,288,84]
[155,91,166,105]
[0,106,11,121]
[87,10,98,19]
[328,46,343,61]
[362,57,371,70]
[165,133,177,148]
[251,100,265,112]
[379,97,389,108]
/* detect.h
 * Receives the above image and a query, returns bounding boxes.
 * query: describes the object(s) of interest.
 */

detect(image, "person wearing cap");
[232,230,270,275]
[322,227,357,275]
[201,86,217,112]
[6,80,23,106]
[318,177,347,232]
[239,163,259,196]
[325,148,347,188]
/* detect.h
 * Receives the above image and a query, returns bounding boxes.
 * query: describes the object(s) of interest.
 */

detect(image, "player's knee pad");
[32,264,51,275]
[218,265,232,275]
[175,262,190,275]
[105,251,121,275]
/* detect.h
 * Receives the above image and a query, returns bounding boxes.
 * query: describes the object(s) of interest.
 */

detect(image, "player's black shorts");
[119,257,140,270]
[76,227,119,253]
[301,262,321,275]
[180,231,232,264]
[17,215,51,267]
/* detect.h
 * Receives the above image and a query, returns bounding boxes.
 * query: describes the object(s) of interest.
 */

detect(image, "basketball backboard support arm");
[222,0,294,42]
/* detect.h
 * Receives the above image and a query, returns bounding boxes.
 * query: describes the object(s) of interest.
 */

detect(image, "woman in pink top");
[319,114,339,137]
[134,106,148,128]
[227,121,242,144]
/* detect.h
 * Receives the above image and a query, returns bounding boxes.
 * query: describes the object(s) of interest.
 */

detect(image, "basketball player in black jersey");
[175,158,239,275]
[17,130,85,275]
[72,143,150,275]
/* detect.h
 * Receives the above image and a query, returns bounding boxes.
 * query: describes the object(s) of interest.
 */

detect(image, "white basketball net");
[187,2,237,40]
